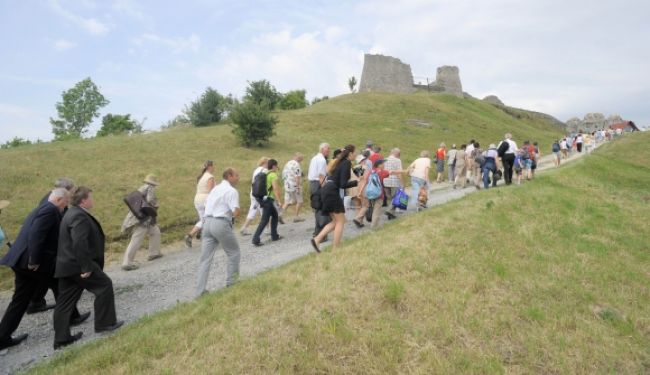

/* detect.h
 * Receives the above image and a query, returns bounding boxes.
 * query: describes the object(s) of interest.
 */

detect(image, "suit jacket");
[0,201,63,275]
[55,206,105,278]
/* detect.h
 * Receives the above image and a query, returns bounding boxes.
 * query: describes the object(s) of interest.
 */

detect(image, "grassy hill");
[26,130,649,374]
[0,92,564,289]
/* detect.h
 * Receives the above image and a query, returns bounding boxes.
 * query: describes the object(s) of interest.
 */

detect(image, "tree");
[184,87,227,127]
[348,76,357,93]
[244,80,281,110]
[50,77,109,140]
[96,114,143,137]
[230,101,278,147]
[279,90,308,110]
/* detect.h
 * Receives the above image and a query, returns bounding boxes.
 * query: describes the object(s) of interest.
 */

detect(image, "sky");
[0,0,649,143]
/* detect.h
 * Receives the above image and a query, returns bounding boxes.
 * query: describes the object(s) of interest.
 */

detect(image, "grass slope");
[0,92,562,289]
[27,133,650,374]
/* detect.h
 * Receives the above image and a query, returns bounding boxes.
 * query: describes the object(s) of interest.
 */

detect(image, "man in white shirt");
[498,133,518,185]
[196,168,241,297]
[307,143,331,237]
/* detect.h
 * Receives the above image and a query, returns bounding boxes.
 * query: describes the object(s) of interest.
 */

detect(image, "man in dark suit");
[0,189,89,351]
[27,177,76,314]
[53,186,123,349]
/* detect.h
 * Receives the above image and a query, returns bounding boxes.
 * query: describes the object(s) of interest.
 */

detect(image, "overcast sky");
[0,0,648,143]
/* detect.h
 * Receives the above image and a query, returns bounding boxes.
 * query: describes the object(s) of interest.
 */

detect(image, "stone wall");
[358,54,416,93]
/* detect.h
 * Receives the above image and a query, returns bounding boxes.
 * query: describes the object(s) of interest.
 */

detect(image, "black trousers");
[310,181,331,236]
[29,283,50,308]
[502,153,515,185]
[252,199,279,244]
[0,269,79,342]
[53,270,116,343]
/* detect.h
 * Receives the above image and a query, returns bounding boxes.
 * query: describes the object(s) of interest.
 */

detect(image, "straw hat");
[143,174,159,186]
[0,200,9,210]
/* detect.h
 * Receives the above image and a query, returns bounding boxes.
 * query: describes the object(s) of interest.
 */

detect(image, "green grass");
[25,132,650,373]
[0,92,563,290]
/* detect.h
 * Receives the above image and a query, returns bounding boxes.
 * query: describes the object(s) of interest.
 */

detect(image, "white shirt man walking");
[307,143,331,237]
[196,168,241,297]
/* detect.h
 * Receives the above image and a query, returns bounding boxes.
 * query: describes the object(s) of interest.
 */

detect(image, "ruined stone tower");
[434,66,463,98]
[358,54,416,93]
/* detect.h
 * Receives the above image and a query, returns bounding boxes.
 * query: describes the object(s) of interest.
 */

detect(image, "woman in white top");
[407,150,431,208]
[239,156,269,235]
[185,160,215,248]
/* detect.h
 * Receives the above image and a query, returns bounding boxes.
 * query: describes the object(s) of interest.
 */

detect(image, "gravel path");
[0,148,591,374]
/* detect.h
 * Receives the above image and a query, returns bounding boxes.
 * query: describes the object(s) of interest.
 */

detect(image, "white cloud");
[48,0,109,36]
[112,0,154,28]
[197,28,362,99]
[53,38,77,51]
[132,33,201,54]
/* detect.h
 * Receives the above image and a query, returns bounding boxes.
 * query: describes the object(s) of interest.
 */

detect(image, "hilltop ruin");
[359,54,463,97]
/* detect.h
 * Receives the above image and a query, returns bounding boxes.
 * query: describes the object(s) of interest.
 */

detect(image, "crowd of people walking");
[0,129,614,353]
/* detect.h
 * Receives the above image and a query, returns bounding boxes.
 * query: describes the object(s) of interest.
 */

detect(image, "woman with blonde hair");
[311,145,357,252]
[240,156,270,235]
[185,160,215,248]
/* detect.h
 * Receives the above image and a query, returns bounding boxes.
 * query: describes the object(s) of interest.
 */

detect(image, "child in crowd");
[514,150,524,185]
[417,186,428,212]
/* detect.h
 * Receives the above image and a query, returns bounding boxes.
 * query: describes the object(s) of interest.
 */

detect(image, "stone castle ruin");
[566,113,624,133]
[359,54,463,98]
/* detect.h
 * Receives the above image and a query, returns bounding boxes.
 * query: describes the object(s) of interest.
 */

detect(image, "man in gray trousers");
[196,168,241,297]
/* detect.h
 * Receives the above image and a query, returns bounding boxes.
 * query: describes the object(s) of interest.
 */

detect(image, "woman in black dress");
[311,145,356,252]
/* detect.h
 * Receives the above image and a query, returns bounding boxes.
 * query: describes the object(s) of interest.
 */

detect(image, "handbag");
[124,191,157,220]
[391,188,409,210]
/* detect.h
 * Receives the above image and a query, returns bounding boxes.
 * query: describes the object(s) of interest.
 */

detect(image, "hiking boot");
[121,264,139,271]
[240,228,251,236]
[184,234,192,249]
[385,211,396,220]
[352,219,365,228]
[147,254,163,261]
[293,216,305,223]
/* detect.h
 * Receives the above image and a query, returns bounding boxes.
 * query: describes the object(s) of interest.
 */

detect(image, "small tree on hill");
[279,90,308,110]
[230,101,277,147]
[50,77,109,140]
[244,80,281,111]
[184,87,226,127]
[96,114,143,137]
[348,76,357,93]
[311,96,329,105]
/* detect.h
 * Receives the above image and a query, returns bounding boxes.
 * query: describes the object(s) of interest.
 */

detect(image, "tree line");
[37,77,330,148]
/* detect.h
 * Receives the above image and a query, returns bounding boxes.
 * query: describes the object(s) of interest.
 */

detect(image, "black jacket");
[55,206,105,278]
[0,201,63,275]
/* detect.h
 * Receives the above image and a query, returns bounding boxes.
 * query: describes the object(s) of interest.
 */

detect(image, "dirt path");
[0,147,592,374]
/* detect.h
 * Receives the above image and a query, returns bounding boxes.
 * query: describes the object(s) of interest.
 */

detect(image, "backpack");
[521,147,530,160]
[364,172,382,200]
[497,141,509,157]
[252,171,269,199]
[552,142,560,152]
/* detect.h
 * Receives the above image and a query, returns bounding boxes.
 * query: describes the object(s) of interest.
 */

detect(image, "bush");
[279,90,308,110]
[96,114,143,137]
[1,137,33,149]
[184,87,226,127]
[311,96,329,105]
[230,101,278,147]
[244,80,281,111]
